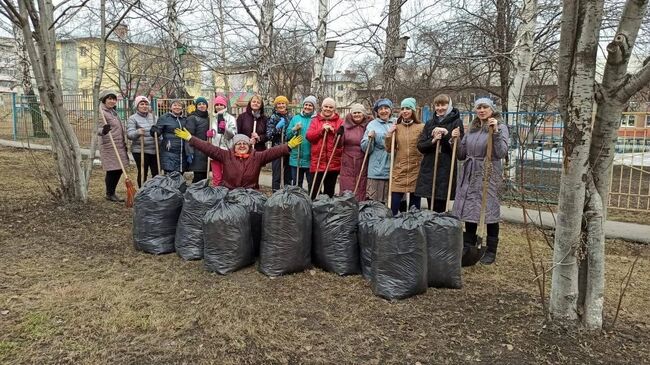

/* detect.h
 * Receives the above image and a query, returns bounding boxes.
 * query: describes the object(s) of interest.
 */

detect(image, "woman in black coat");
[185,96,211,183]
[150,99,187,174]
[236,94,268,152]
[415,94,464,212]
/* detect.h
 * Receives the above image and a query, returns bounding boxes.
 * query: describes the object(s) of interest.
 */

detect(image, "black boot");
[480,236,499,265]
[105,194,124,202]
[462,231,481,267]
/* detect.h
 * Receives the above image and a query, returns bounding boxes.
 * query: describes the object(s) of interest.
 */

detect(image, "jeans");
[390,192,421,216]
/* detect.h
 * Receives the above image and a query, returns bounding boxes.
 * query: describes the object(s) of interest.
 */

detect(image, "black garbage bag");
[371,211,428,300]
[174,180,228,260]
[225,188,267,256]
[132,172,187,254]
[259,186,312,276]
[202,195,254,274]
[417,210,463,289]
[357,200,392,281]
[312,193,360,275]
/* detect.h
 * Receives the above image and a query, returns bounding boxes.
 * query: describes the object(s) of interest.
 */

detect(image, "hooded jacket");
[285,111,314,169]
[236,99,268,151]
[156,111,187,172]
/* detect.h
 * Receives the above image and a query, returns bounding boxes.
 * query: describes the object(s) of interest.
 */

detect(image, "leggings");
[390,192,421,216]
[132,152,159,188]
[311,171,339,200]
[105,169,122,196]
[291,166,313,191]
[465,222,500,238]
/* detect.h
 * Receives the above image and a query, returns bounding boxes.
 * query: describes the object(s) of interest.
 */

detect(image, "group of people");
[97,91,509,265]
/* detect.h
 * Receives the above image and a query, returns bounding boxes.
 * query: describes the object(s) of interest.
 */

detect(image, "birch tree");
[310,0,328,100]
[167,0,190,98]
[551,0,649,329]
[239,0,275,101]
[1,0,88,201]
[507,0,537,117]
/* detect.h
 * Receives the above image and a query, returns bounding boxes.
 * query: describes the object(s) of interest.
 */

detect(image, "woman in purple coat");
[339,103,371,201]
[453,97,509,265]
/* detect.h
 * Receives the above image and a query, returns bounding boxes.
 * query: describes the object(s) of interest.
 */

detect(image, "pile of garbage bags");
[133,179,465,300]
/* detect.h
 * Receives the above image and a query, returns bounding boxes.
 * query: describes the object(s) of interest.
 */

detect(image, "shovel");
[429,138,441,210]
[317,126,344,196]
[462,125,494,267]
[445,136,458,212]
[353,135,373,196]
[309,129,329,198]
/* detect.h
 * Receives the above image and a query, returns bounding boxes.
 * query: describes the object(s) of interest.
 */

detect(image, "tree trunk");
[17,0,87,202]
[550,0,603,324]
[257,0,275,102]
[217,0,230,97]
[310,0,328,101]
[167,0,190,98]
[496,0,512,113]
[381,0,403,101]
[507,0,537,116]
[12,24,48,138]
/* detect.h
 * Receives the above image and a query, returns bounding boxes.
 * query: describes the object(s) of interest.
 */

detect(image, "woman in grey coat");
[97,90,129,202]
[452,98,509,265]
[127,95,159,187]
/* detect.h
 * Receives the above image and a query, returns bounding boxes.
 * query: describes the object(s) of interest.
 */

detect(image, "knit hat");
[213,95,228,107]
[350,103,366,114]
[194,96,208,106]
[373,98,393,112]
[400,97,416,111]
[274,95,289,105]
[322,97,336,108]
[231,134,251,146]
[99,90,117,103]
[134,95,149,107]
[302,95,317,107]
[474,97,496,112]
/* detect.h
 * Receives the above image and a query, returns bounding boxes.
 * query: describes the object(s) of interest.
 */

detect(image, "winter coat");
[415,108,465,200]
[453,121,510,224]
[285,112,313,169]
[156,111,187,172]
[385,120,425,193]
[339,114,371,201]
[361,117,394,179]
[267,109,294,146]
[211,112,237,150]
[188,136,290,189]
[185,111,211,172]
[306,112,344,173]
[236,99,268,151]
[97,104,129,172]
[127,112,157,155]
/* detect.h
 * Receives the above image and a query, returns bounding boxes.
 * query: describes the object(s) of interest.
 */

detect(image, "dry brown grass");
[1,146,650,364]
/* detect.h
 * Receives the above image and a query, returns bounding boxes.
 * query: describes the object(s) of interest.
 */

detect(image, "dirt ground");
[1,146,650,364]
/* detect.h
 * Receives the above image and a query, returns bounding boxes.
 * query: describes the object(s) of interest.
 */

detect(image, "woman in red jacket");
[306,97,344,200]
[174,129,302,189]
[339,103,371,202]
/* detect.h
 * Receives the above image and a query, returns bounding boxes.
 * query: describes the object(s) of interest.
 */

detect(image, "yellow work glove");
[174,127,192,141]
[287,135,303,149]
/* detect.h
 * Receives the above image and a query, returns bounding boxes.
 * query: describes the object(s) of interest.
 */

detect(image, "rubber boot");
[480,236,499,265]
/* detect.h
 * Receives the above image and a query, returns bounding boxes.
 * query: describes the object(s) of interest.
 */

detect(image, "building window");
[80,68,88,78]
[620,115,636,128]
[336,96,343,103]
[79,46,89,57]
[337,85,344,91]
[645,114,650,127]
[81,89,90,99]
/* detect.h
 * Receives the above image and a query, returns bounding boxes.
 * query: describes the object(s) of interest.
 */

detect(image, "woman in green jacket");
[285,95,317,190]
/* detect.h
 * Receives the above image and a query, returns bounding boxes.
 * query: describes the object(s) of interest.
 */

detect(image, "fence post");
[11,93,17,141]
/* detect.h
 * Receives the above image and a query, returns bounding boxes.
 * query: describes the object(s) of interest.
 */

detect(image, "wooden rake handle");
[477,125,494,244]
[445,136,458,212]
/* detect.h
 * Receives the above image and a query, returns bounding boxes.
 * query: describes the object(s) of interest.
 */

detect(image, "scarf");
[235,152,250,159]
[137,111,148,118]
[252,110,261,119]
[195,109,209,118]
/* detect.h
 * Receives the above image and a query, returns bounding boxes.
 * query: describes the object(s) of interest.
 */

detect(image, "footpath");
[3,139,649,244]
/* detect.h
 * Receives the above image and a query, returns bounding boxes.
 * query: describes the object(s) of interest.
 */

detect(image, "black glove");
[101,124,111,135]
[337,125,344,136]
[217,114,225,134]
[149,125,160,137]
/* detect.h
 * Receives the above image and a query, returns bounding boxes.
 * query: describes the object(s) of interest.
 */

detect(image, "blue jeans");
[291,166,312,191]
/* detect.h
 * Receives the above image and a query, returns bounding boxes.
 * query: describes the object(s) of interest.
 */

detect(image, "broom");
[100,105,136,207]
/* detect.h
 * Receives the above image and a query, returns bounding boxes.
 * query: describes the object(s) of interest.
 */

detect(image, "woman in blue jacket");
[360,98,394,204]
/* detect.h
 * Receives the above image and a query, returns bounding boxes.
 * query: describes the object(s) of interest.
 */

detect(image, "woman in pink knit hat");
[206,95,237,186]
